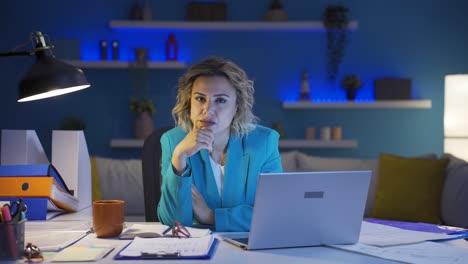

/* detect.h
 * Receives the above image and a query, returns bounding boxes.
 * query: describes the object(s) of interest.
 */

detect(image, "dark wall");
[1,0,468,160]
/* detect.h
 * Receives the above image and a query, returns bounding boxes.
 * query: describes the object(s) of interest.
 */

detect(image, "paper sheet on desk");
[26,221,92,251]
[331,241,468,264]
[360,221,456,246]
[26,231,89,251]
[119,235,214,257]
[125,224,212,237]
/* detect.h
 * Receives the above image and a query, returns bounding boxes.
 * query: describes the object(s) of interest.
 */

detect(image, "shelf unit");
[66,60,187,69]
[106,19,362,151]
[279,139,357,149]
[110,139,144,148]
[110,138,357,149]
[283,100,432,109]
[109,20,359,32]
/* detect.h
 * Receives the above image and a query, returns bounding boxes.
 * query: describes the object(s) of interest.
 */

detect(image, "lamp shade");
[18,48,90,102]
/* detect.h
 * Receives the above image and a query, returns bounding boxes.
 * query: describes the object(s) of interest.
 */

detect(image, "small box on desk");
[0,220,25,260]
[374,78,412,100]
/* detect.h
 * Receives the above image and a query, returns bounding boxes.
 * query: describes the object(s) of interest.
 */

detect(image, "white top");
[209,156,225,197]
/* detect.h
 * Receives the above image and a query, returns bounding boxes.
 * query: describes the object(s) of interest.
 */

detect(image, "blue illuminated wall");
[1,0,468,159]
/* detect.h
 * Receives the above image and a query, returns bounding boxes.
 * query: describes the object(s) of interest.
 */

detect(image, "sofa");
[91,151,468,228]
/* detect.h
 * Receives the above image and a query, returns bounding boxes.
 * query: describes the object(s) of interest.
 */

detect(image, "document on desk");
[123,223,212,238]
[360,221,457,246]
[26,221,92,251]
[116,235,216,259]
[331,241,468,264]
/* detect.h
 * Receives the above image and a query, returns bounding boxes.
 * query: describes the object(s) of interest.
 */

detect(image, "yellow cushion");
[371,153,449,224]
[90,156,102,201]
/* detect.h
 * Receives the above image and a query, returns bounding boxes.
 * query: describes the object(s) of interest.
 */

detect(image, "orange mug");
[92,200,125,238]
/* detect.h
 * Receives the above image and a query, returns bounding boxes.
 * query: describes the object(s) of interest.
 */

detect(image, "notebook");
[220,171,371,250]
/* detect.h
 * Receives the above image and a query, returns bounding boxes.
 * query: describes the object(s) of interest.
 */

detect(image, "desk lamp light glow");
[0,31,90,102]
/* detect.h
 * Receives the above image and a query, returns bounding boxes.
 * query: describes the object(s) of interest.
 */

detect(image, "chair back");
[142,126,172,222]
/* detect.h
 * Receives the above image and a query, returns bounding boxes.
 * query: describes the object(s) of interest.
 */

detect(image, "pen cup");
[0,220,26,260]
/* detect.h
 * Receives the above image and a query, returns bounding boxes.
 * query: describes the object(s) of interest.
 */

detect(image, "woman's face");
[190,76,237,135]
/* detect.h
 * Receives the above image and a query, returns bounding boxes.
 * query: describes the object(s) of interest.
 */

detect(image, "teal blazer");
[157,125,283,231]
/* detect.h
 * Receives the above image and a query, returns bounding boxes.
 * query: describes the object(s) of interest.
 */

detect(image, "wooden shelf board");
[66,60,186,69]
[279,139,358,149]
[109,20,359,32]
[283,100,432,109]
[110,138,358,149]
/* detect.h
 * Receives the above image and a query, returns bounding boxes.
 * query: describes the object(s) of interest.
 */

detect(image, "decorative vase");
[134,112,154,139]
[264,9,288,21]
[129,0,143,20]
[134,48,149,64]
[143,0,152,21]
[345,87,359,101]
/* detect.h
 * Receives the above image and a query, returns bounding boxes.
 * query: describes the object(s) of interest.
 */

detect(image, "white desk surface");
[24,208,467,264]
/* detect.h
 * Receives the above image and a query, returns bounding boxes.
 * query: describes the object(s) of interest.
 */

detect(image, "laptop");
[219,171,371,250]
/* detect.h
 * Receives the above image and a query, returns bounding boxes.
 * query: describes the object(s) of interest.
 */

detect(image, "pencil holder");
[0,220,26,260]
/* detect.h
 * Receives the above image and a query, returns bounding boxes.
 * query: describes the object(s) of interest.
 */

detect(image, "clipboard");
[113,237,219,260]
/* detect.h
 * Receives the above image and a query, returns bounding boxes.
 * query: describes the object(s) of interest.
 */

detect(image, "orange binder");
[0,177,78,211]
[0,177,55,196]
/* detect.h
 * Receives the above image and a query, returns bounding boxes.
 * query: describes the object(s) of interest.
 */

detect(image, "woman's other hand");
[191,184,214,225]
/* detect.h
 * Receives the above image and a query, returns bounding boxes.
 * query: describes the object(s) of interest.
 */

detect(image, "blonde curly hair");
[172,57,258,136]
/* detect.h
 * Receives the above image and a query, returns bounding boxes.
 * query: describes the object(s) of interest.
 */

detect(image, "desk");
[26,209,468,264]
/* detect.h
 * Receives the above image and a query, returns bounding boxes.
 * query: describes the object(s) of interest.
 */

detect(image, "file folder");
[0,164,70,192]
[0,164,78,214]
[113,237,219,260]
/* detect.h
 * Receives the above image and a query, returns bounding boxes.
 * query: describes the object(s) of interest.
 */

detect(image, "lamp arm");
[0,51,33,57]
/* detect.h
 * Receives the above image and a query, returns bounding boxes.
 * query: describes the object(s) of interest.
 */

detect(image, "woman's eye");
[195,96,205,102]
[216,98,227,103]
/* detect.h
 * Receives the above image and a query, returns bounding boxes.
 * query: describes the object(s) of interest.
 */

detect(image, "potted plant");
[264,0,288,21]
[130,98,155,139]
[341,75,362,101]
[323,5,349,83]
[59,116,86,131]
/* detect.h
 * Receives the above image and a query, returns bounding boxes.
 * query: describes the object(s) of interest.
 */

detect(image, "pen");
[1,204,18,258]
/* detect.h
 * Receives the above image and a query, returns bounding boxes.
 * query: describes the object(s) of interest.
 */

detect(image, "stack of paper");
[359,221,458,246]
[26,221,92,251]
[52,245,114,262]
[122,223,212,238]
[328,221,468,264]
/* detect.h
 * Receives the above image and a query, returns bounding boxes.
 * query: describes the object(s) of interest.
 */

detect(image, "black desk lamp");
[0,31,90,102]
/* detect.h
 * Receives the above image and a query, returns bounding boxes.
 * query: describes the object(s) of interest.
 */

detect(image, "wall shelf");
[283,100,432,109]
[66,60,187,69]
[109,20,359,32]
[279,139,357,149]
[110,138,357,149]
[110,139,144,148]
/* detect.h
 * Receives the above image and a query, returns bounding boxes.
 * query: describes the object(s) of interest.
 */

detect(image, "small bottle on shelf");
[165,34,178,61]
[299,71,311,100]
[112,40,119,61]
[100,40,108,61]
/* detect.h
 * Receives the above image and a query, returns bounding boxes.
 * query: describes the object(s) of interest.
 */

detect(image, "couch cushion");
[440,153,468,228]
[371,153,449,224]
[94,156,144,215]
[295,152,378,217]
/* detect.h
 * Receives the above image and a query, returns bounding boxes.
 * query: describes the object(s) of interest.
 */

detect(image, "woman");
[158,57,283,232]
